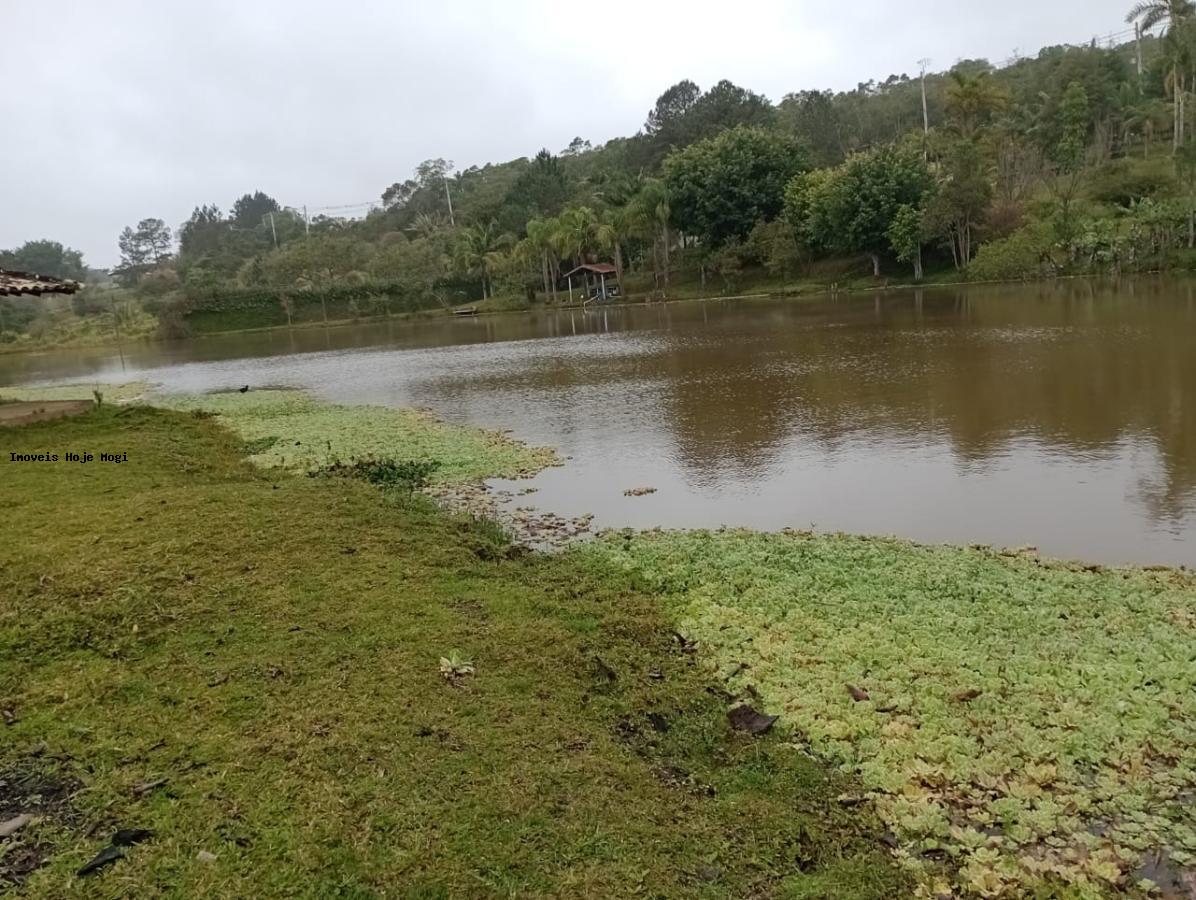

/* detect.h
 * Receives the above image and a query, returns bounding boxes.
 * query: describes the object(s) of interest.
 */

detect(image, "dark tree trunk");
[661,224,671,294]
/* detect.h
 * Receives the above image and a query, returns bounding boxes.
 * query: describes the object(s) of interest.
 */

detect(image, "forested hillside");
[7,8,1196,341]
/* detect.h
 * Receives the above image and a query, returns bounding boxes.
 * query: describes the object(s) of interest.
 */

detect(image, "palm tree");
[1167,19,1196,148]
[1127,0,1195,149]
[594,206,637,298]
[560,207,600,267]
[1176,139,1196,245]
[635,179,673,295]
[551,207,599,300]
[944,71,1008,137]
[455,221,513,300]
[1125,97,1173,157]
[407,212,447,239]
[524,218,557,302]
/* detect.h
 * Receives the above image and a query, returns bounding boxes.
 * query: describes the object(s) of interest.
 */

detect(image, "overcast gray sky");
[2,0,1134,267]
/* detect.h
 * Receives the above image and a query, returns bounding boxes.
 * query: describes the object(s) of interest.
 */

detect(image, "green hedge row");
[183,294,445,334]
[183,276,481,313]
[178,277,491,332]
[184,281,400,313]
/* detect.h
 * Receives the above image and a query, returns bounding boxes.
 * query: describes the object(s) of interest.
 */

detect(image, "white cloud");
[0,0,1133,266]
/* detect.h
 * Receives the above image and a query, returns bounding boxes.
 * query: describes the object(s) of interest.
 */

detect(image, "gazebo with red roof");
[561,262,618,304]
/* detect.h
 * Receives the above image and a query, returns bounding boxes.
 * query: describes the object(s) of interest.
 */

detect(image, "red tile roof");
[562,263,617,279]
[0,270,83,297]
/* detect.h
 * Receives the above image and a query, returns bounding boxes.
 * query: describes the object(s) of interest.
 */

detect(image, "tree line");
[11,6,1196,331]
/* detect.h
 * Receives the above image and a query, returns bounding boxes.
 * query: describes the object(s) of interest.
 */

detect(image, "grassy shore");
[6,390,1196,898]
[0,308,160,355]
[0,405,904,898]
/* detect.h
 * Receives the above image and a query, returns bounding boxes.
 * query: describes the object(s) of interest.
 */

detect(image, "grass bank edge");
[7,266,1191,353]
[0,405,906,898]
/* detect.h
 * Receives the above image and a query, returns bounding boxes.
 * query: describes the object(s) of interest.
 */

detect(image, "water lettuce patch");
[155,390,558,484]
[583,528,1196,897]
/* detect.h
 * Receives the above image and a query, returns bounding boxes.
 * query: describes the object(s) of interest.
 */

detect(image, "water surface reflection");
[3,277,1194,564]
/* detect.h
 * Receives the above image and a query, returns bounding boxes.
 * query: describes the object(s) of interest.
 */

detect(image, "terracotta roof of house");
[0,270,83,297]
[562,263,617,279]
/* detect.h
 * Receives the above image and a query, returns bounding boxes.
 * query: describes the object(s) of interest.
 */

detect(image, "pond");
[4,277,1195,566]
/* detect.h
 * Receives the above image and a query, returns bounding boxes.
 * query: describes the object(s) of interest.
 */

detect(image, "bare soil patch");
[0,400,93,426]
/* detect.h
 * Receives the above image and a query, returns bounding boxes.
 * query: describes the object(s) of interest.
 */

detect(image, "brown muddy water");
[3,278,1195,566]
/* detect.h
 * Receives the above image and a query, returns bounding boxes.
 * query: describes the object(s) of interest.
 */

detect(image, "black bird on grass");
[239,385,249,393]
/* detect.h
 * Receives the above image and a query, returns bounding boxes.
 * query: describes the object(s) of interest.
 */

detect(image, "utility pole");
[918,58,931,136]
[267,212,278,249]
[303,205,310,237]
[444,177,455,227]
[109,293,126,371]
[1136,24,1144,83]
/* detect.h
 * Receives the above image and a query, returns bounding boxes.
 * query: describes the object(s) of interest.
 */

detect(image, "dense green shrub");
[1087,159,1175,207]
[967,224,1057,281]
[313,458,441,491]
[176,280,458,332]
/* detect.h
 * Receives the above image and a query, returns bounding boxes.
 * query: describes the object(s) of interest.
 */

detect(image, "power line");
[306,200,378,213]
[281,20,1156,224]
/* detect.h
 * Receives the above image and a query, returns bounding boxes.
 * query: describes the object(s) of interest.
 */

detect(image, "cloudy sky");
[3,0,1134,267]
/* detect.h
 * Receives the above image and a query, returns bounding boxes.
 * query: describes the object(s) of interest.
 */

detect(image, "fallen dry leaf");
[728,705,778,735]
[0,814,34,838]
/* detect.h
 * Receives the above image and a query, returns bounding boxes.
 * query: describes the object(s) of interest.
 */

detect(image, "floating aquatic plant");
[582,528,1196,897]
[155,390,559,484]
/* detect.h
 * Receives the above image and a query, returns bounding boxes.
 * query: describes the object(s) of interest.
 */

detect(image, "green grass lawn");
[0,406,903,898]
